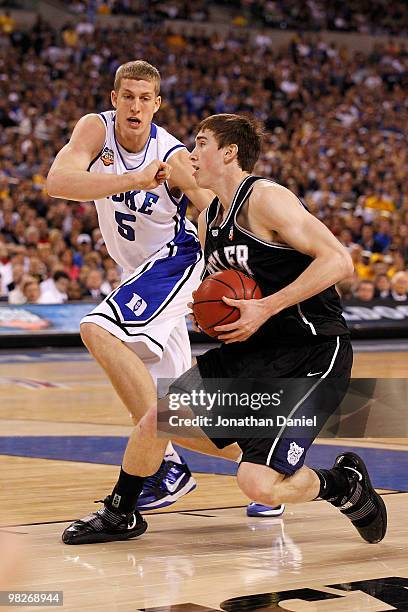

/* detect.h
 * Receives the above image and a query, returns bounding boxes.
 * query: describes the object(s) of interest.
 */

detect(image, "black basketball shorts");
[169,335,352,476]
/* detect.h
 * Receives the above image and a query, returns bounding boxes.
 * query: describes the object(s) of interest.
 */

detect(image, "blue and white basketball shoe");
[247,502,285,517]
[136,452,285,518]
[136,456,197,511]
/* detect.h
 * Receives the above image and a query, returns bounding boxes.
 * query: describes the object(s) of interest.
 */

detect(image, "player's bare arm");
[47,114,171,202]
[167,149,213,211]
[217,181,353,342]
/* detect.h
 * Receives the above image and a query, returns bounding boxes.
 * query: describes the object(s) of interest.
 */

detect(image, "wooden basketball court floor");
[0,341,408,611]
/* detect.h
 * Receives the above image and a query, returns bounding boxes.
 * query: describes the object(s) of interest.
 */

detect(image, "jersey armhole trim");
[163,144,187,162]
[97,113,108,127]
[87,147,104,172]
[234,188,295,250]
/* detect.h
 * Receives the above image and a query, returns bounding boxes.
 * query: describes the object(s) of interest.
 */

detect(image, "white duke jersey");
[89,111,199,273]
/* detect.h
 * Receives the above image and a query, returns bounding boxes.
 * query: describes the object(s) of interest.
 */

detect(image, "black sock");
[313,467,353,506]
[108,467,145,513]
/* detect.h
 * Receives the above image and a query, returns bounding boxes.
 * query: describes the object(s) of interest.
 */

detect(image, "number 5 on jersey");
[113,191,159,241]
[115,211,136,241]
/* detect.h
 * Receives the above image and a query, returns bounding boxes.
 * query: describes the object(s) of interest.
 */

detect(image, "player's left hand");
[214,296,270,343]
[187,291,201,333]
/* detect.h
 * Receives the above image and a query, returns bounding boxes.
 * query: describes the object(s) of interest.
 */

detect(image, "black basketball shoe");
[62,496,147,545]
[334,452,387,544]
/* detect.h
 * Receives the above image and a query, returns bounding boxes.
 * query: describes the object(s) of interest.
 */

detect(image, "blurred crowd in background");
[53,0,408,35]
[216,0,408,35]
[0,8,407,305]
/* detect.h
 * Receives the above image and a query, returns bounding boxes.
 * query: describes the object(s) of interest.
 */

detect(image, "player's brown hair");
[114,60,161,95]
[196,114,263,172]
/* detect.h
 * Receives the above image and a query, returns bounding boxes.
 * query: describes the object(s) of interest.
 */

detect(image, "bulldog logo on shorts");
[125,293,148,317]
[287,441,304,466]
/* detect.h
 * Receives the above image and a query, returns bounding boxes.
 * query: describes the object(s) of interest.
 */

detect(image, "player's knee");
[139,407,158,438]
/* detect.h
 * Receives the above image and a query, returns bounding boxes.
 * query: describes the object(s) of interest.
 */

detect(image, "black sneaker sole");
[62,519,148,545]
[334,452,387,544]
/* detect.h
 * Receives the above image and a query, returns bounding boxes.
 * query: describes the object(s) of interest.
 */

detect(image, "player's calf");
[237,463,285,508]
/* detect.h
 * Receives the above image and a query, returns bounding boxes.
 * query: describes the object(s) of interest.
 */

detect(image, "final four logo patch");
[101,147,114,166]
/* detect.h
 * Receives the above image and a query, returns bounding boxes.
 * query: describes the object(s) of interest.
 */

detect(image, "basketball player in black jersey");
[63,113,386,545]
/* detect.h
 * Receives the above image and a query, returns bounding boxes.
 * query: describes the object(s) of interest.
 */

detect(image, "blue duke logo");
[125,293,147,316]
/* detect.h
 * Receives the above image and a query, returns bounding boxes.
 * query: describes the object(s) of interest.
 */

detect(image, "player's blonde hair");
[114,60,161,95]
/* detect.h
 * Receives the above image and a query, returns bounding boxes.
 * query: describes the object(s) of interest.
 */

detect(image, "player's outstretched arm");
[47,114,171,202]
[167,149,213,211]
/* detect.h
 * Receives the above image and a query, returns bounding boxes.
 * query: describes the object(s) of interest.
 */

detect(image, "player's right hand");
[135,160,171,190]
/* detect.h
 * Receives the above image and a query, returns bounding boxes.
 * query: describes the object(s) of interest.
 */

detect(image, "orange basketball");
[192,269,262,338]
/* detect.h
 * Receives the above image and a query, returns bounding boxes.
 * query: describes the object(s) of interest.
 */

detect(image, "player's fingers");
[222,328,251,342]
[214,321,240,332]
[159,162,172,175]
[187,301,193,309]
[222,296,242,306]
[156,170,169,180]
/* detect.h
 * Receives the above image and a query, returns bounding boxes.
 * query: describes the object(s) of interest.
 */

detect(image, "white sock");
[164,442,183,464]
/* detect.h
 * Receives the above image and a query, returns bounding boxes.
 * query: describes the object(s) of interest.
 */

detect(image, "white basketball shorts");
[81,244,203,381]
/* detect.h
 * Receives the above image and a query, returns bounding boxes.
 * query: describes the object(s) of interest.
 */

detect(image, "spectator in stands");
[100,266,121,295]
[374,274,391,299]
[60,249,80,281]
[354,280,376,302]
[73,234,93,268]
[354,250,375,281]
[358,225,384,254]
[39,270,70,304]
[4,263,25,301]
[0,244,12,298]
[67,280,83,301]
[390,272,408,302]
[21,277,41,304]
[7,273,29,305]
[374,217,393,253]
[82,269,109,300]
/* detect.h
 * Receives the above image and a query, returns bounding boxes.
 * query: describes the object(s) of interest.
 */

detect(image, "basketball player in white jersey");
[48,60,279,529]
